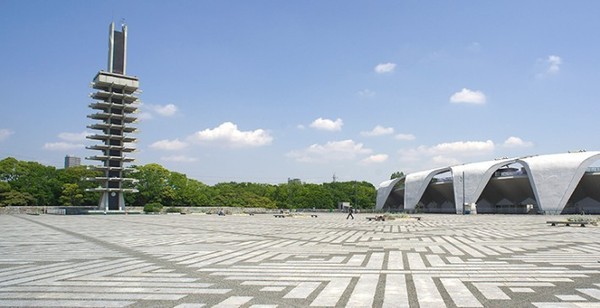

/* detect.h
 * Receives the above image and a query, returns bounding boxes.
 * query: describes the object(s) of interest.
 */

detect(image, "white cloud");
[428,140,495,155]
[503,136,533,148]
[537,55,562,78]
[287,139,372,163]
[189,122,273,148]
[431,155,461,166]
[374,62,396,74]
[358,89,376,98]
[137,112,153,120]
[361,125,394,137]
[395,133,416,141]
[58,131,90,142]
[309,118,343,131]
[43,142,84,151]
[150,104,178,117]
[0,129,14,141]
[398,140,495,168]
[450,88,486,105]
[546,55,562,74]
[360,154,389,164]
[43,131,90,151]
[141,103,178,118]
[150,139,188,151]
[161,155,197,163]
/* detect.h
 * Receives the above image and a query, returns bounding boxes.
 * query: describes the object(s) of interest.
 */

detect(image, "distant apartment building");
[64,155,81,168]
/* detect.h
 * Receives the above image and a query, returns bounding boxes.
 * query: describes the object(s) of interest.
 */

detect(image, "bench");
[366,216,385,221]
[547,221,588,227]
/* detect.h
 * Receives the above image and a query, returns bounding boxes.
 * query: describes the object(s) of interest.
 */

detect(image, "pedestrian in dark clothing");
[347,207,354,220]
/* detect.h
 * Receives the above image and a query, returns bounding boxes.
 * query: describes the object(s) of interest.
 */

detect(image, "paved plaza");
[1,213,600,307]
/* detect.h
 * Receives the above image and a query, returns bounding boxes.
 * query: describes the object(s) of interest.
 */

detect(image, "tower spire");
[107,22,127,75]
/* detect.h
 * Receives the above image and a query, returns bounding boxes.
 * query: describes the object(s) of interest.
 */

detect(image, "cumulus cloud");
[428,140,495,155]
[189,122,273,148]
[140,103,178,118]
[151,104,178,116]
[287,139,372,163]
[0,129,14,141]
[43,142,84,151]
[537,55,562,78]
[150,139,188,151]
[431,155,461,166]
[309,118,343,131]
[398,140,495,168]
[161,155,197,163]
[360,154,389,164]
[374,62,396,74]
[58,131,90,142]
[43,131,90,151]
[361,125,394,137]
[503,136,533,148]
[450,88,486,105]
[395,133,416,141]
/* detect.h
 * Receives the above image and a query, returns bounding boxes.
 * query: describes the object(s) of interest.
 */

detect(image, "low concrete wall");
[0,206,272,215]
[0,206,48,215]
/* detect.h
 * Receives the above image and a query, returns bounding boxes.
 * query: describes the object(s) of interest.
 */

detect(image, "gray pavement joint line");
[92,216,374,248]
[10,215,235,290]
[9,215,364,308]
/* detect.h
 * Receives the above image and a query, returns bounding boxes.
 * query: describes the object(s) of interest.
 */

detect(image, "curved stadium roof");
[376,151,600,214]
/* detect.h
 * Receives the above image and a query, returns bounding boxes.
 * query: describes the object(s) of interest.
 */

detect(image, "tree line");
[0,157,376,209]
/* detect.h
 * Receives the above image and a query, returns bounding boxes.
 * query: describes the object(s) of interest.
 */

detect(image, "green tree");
[59,183,84,206]
[130,164,171,205]
[168,172,211,206]
[0,157,21,182]
[210,182,277,208]
[1,159,61,206]
[0,182,10,194]
[0,190,35,207]
[57,166,101,205]
[295,183,334,209]
[354,181,376,209]
[390,171,405,180]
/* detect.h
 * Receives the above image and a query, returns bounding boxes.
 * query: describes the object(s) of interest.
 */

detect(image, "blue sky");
[1,1,599,186]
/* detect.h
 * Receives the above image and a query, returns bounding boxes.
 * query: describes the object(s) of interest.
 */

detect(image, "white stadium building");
[376,151,600,214]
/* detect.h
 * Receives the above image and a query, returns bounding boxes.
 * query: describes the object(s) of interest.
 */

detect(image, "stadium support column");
[86,22,139,212]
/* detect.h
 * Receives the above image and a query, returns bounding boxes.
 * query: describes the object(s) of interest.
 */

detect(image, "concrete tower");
[86,22,139,212]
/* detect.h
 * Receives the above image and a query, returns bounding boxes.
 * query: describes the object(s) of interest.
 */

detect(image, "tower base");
[98,191,126,212]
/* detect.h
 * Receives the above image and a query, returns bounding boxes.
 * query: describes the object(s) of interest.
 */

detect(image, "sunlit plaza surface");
[1,213,600,307]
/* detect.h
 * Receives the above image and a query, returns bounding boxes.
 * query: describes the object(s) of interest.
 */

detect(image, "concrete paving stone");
[556,294,587,301]
[1,213,600,307]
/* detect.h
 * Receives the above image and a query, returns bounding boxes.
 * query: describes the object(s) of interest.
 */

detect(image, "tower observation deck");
[86,22,139,212]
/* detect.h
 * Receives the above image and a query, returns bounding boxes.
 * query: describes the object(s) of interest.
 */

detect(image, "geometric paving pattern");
[1,213,599,307]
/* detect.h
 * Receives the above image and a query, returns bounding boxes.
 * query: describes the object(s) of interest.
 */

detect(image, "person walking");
[346,207,354,220]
